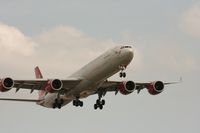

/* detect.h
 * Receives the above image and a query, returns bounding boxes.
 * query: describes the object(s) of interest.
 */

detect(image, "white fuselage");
[39,46,134,108]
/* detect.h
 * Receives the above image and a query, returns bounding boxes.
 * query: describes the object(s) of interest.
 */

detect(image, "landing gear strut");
[94,92,105,110]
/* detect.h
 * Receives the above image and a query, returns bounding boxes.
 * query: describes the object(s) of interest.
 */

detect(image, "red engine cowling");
[44,79,63,93]
[0,77,14,92]
[119,81,136,95]
[147,81,164,95]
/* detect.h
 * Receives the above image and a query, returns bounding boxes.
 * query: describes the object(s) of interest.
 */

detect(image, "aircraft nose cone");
[125,48,134,59]
[121,48,134,65]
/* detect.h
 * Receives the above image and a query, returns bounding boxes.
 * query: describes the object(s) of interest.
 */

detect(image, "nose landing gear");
[119,65,126,78]
[119,72,126,78]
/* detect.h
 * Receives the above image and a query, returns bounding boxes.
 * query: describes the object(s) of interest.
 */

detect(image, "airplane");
[0,45,179,110]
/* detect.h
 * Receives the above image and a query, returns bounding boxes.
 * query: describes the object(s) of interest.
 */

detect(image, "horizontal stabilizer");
[0,98,40,102]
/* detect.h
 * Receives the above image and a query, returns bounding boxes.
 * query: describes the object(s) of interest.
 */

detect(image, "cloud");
[0,23,37,56]
[34,25,117,54]
[119,31,198,76]
[148,43,197,73]
[33,25,118,76]
[180,2,200,38]
[0,23,119,78]
[0,23,197,80]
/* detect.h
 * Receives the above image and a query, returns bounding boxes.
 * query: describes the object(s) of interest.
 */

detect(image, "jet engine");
[119,81,136,95]
[0,77,14,92]
[44,79,63,93]
[147,81,164,95]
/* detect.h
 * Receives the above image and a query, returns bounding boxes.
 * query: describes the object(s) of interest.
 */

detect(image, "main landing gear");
[53,98,64,109]
[94,92,105,110]
[94,99,105,110]
[72,96,83,107]
[73,99,83,107]
[119,65,126,78]
[53,93,64,109]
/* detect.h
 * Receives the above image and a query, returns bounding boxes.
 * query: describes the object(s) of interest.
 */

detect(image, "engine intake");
[147,81,164,95]
[119,81,136,95]
[44,79,63,93]
[0,77,14,92]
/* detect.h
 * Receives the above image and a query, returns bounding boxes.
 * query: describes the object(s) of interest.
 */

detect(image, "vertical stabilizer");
[34,66,45,100]
[35,66,43,79]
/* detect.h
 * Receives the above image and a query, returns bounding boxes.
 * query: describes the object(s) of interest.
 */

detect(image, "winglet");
[34,66,43,79]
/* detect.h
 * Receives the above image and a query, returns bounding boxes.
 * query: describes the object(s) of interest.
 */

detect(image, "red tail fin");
[35,66,43,79]
[34,66,45,100]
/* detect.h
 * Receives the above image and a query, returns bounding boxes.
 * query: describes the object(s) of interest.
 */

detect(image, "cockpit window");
[120,46,132,49]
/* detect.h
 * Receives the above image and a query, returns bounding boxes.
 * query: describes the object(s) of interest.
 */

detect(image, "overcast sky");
[0,0,200,133]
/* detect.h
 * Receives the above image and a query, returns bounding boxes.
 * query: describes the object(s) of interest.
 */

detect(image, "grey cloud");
[180,2,200,38]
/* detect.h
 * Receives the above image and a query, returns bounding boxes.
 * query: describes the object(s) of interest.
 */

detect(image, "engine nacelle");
[119,81,136,95]
[147,81,164,95]
[0,77,14,92]
[44,79,63,93]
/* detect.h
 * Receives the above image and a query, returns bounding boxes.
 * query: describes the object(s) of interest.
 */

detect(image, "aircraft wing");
[13,79,81,93]
[97,79,181,95]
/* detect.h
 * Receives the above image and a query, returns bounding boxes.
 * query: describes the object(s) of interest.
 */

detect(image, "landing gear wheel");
[120,72,123,77]
[119,65,127,78]
[80,101,83,107]
[96,99,100,105]
[101,99,105,105]
[94,99,105,110]
[53,103,56,109]
[94,104,98,110]
[122,72,126,77]
[94,90,107,110]
[58,104,62,109]
[73,99,83,107]
[73,100,76,106]
[53,98,63,109]
[99,104,103,110]
[119,72,126,78]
